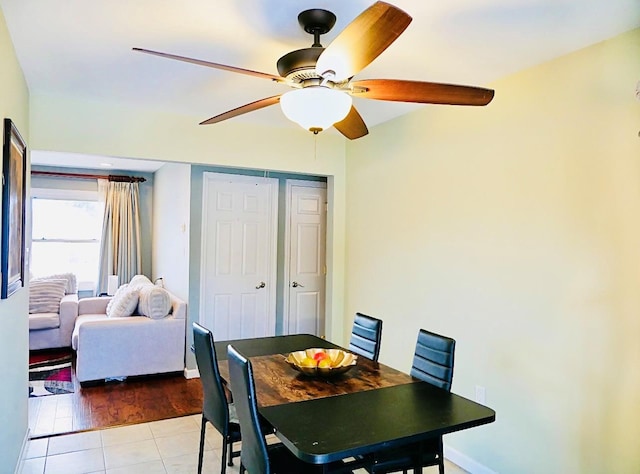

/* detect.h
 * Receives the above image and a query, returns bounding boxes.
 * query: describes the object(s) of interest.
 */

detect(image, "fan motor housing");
[277,47,324,81]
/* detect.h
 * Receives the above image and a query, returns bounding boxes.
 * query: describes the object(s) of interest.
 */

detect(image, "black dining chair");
[409,329,456,474]
[410,328,456,392]
[192,323,241,474]
[367,328,456,474]
[348,312,383,361]
[227,344,361,474]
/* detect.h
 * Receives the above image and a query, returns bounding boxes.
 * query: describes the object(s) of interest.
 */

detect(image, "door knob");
[256,281,266,289]
[291,281,304,288]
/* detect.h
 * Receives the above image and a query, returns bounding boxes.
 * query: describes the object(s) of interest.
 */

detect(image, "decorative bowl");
[285,348,357,377]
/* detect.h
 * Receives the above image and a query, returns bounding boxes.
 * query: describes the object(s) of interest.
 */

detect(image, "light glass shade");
[280,87,352,133]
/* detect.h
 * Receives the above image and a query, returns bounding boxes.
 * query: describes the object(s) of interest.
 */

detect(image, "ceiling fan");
[133,1,494,140]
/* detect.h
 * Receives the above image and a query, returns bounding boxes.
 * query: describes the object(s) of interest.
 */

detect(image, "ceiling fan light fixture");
[280,86,352,133]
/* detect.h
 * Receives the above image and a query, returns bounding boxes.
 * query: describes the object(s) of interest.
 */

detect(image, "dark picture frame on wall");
[1,118,27,299]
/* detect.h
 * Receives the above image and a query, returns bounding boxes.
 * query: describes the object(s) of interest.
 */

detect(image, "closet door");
[199,172,278,340]
[283,180,327,336]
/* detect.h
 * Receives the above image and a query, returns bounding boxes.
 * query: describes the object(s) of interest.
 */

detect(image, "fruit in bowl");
[285,348,357,377]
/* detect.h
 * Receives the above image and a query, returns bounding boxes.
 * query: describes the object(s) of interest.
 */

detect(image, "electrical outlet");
[475,385,486,404]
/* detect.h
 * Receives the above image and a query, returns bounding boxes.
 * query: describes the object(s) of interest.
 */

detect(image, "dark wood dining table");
[215,334,496,465]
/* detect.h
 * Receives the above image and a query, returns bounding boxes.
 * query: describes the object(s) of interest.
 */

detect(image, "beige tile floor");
[21,414,468,474]
[28,393,75,438]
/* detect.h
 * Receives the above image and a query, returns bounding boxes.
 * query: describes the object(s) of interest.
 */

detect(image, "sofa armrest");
[78,296,111,315]
[58,293,79,347]
[169,293,186,320]
[59,293,79,322]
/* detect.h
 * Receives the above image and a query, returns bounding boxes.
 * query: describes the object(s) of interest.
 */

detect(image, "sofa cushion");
[72,314,108,349]
[33,272,77,294]
[29,312,60,330]
[106,285,139,318]
[29,279,67,314]
[138,285,172,319]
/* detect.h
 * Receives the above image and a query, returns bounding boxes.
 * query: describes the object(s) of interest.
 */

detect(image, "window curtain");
[97,180,142,294]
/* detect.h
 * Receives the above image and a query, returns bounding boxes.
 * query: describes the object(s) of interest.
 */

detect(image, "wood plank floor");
[29,351,203,439]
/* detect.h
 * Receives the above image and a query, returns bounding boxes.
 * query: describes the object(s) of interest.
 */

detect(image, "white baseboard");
[14,428,31,474]
[184,367,200,379]
[444,444,497,474]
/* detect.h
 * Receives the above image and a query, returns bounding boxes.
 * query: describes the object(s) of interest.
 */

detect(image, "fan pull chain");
[314,133,318,161]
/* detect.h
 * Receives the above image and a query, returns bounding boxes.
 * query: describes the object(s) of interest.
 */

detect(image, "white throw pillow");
[138,285,172,319]
[29,279,67,314]
[32,272,77,294]
[106,283,128,315]
[128,274,153,290]
[106,285,139,318]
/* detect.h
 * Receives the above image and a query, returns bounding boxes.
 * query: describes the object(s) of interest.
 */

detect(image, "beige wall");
[29,92,346,175]
[345,28,640,473]
[0,7,30,473]
[152,162,191,303]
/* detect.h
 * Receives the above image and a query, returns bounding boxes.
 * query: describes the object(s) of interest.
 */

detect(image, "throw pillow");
[138,285,172,319]
[105,283,127,316]
[32,272,77,294]
[29,279,67,314]
[128,274,153,290]
[106,285,139,318]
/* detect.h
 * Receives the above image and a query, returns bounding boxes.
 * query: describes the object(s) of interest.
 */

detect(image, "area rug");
[29,350,74,397]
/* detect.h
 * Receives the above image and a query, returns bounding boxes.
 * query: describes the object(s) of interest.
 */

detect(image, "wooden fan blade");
[351,79,495,106]
[200,95,282,125]
[333,106,369,140]
[133,48,286,83]
[316,2,411,82]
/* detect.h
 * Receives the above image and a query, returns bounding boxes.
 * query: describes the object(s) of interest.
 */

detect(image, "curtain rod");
[31,170,146,183]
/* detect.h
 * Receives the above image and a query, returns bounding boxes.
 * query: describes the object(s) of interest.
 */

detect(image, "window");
[31,189,104,290]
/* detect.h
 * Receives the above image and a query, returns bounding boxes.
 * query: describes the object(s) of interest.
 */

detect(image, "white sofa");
[72,290,186,383]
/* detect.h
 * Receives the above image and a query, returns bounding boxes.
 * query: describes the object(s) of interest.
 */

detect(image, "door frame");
[282,179,327,336]
[198,171,279,337]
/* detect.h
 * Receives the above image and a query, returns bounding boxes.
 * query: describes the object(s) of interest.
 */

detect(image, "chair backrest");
[227,344,270,474]
[410,329,456,392]
[192,322,230,435]
[349,312,383,361]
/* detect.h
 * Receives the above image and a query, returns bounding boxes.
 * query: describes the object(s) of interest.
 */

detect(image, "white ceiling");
[2,0,639,170]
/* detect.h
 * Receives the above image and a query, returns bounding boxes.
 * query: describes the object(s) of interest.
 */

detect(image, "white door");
[199,172,278,340]
[283,180,327,336]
